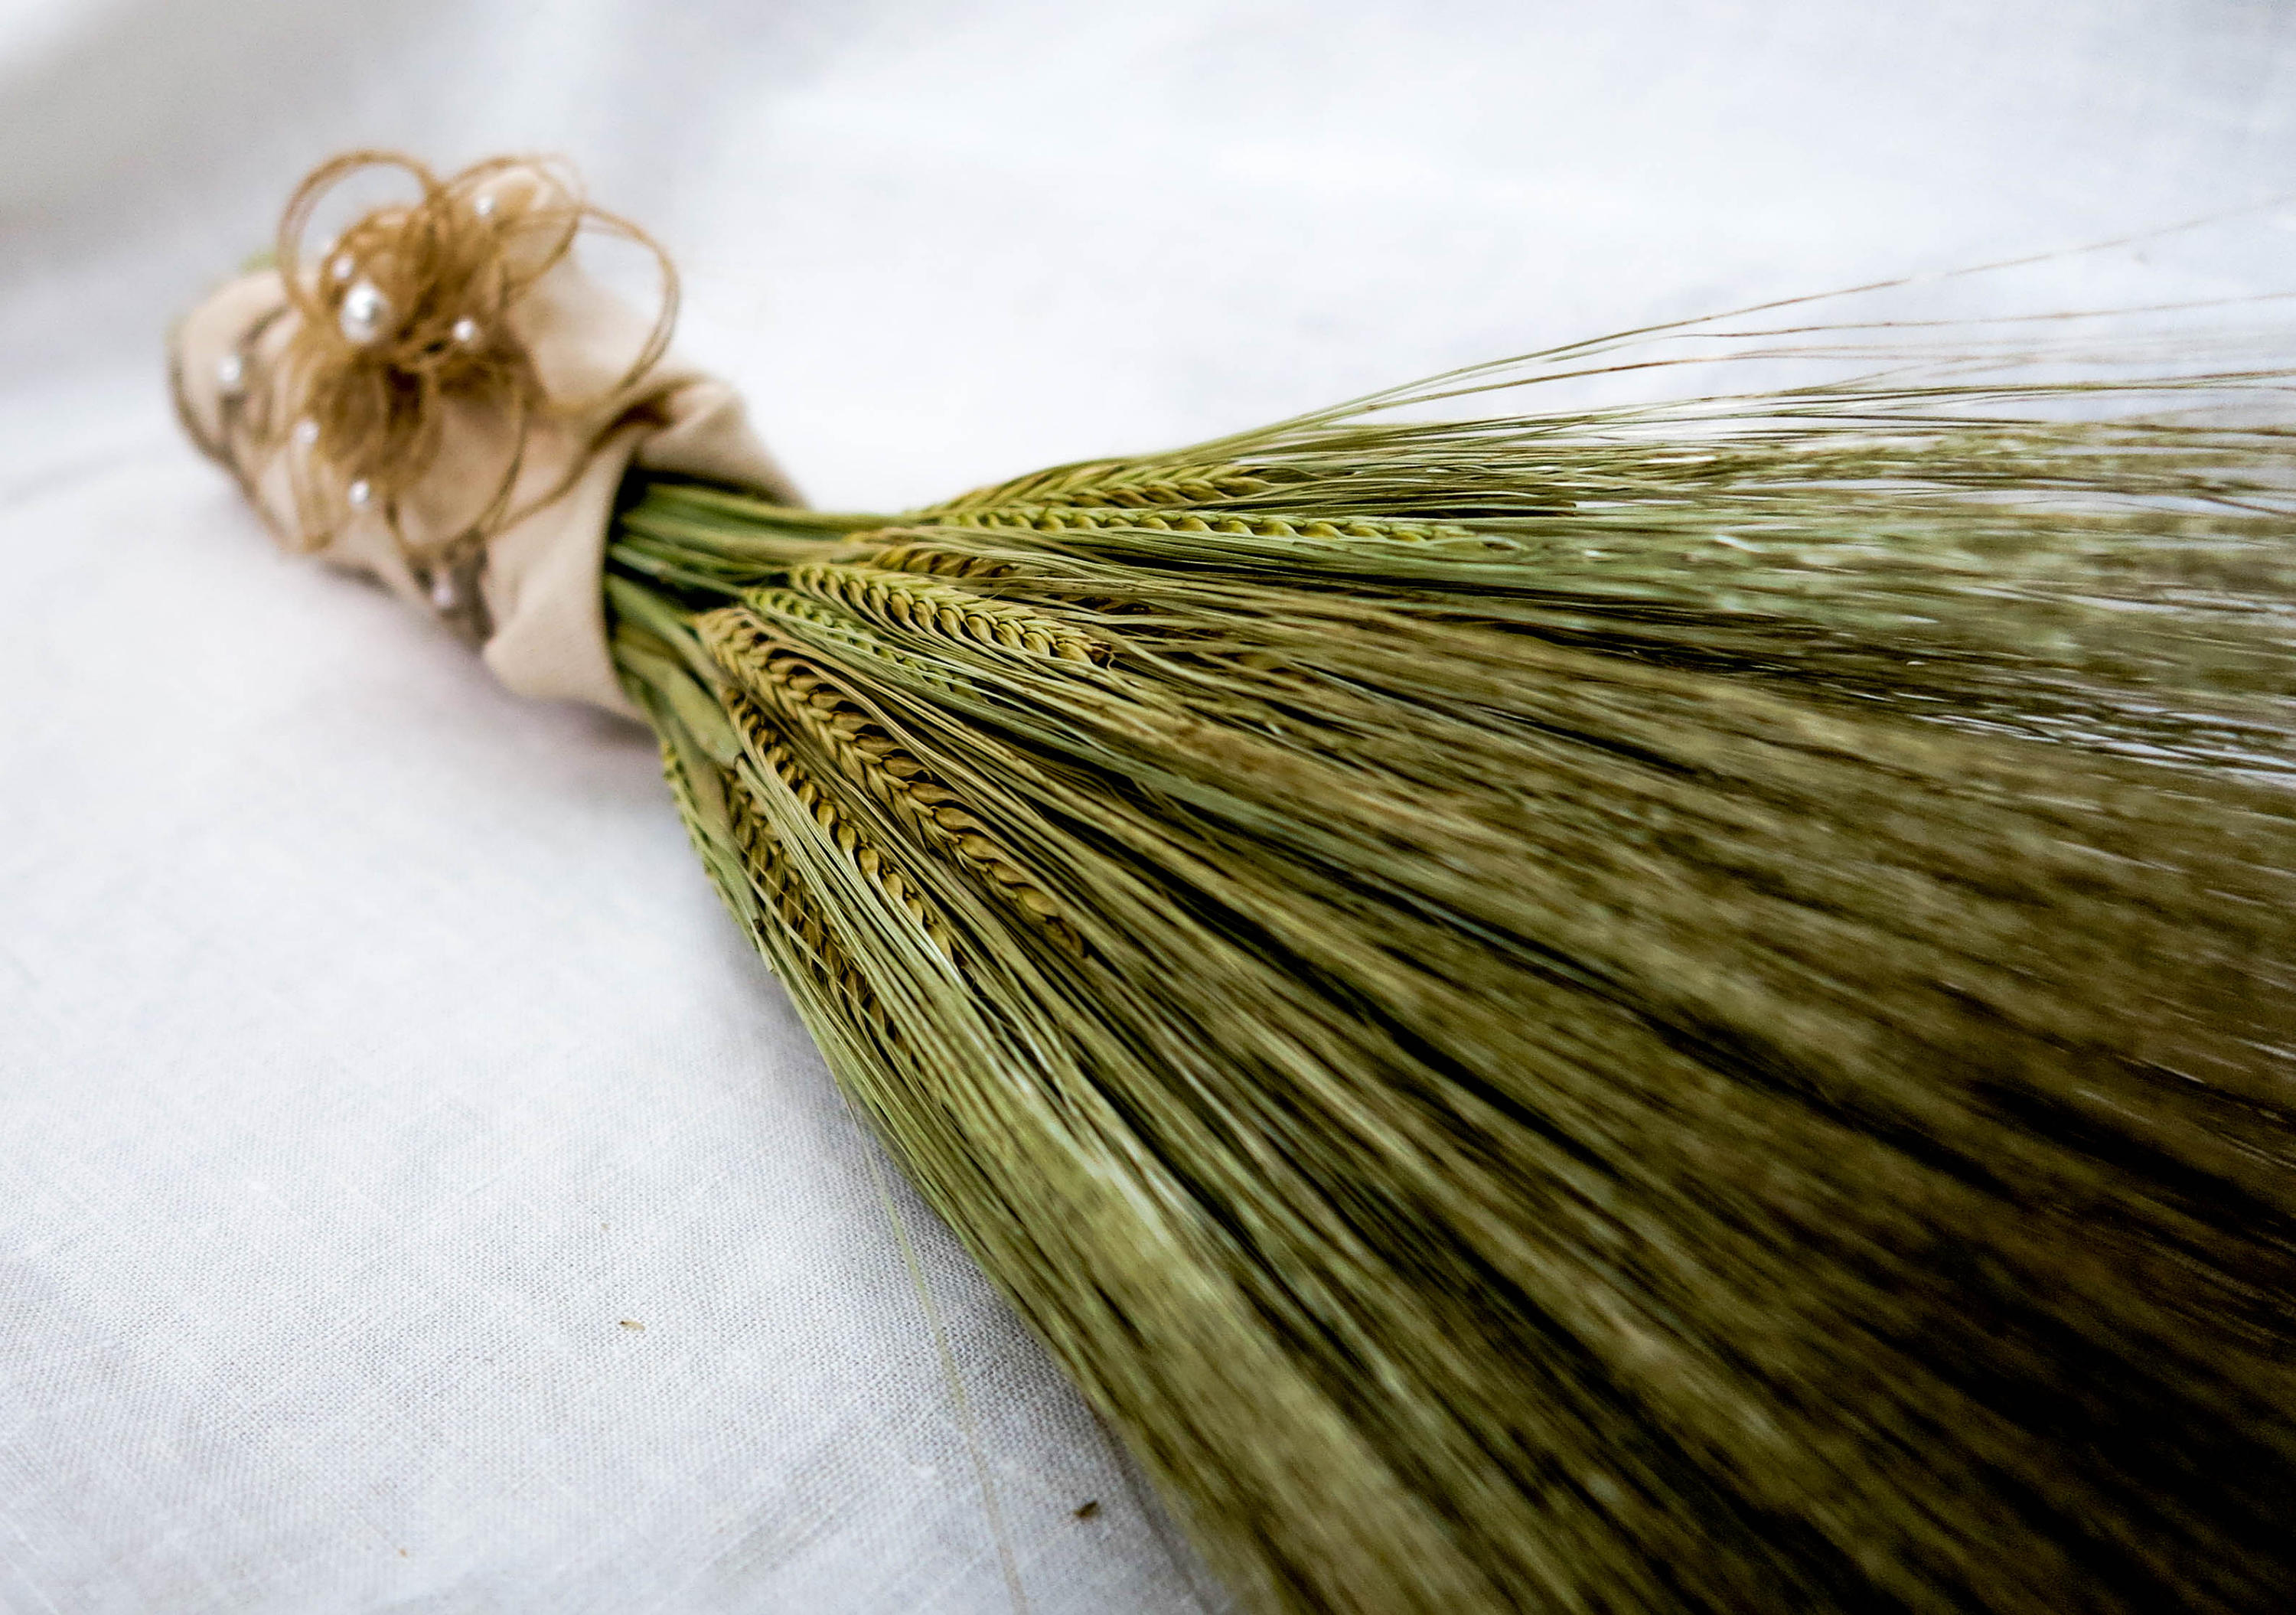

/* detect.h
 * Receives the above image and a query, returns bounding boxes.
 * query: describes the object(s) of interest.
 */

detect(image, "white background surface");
[3,3,2293,1611]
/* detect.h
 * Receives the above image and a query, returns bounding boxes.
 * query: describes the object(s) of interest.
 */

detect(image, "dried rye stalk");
[610,322,2296,1615]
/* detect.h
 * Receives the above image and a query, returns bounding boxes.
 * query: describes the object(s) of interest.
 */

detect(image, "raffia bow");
[178,150,677,586]
[172,150,794,714]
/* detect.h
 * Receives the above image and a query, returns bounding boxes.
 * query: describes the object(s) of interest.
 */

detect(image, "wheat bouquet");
[170,153,2296,1615]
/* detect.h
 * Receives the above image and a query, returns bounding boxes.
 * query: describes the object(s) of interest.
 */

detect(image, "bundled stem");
[606,315,2296,1615]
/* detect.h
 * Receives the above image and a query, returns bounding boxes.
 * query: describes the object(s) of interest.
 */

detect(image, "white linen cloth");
[2,2,2291,1611]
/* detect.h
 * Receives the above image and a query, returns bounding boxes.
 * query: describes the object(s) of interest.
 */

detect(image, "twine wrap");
[171,152,797,717]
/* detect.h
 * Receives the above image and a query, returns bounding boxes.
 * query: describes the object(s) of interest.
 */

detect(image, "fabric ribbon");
[170,151,797,716]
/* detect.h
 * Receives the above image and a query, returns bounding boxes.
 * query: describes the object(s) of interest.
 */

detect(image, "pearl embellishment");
[452,316,479,345]
[292,418,319,448]
[473,193,495,219]
[338,279,391,345]
[429,571,459,610]
[215,353,244,393]
[347,479,372,507]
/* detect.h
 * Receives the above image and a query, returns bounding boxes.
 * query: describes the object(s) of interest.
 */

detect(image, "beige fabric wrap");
[173,260,796,719]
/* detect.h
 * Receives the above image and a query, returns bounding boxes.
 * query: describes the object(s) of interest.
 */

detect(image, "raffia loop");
[261,150,678,556]
[176,148,795,713]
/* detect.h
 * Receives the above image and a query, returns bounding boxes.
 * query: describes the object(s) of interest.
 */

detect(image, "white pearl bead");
[331,253,354,282]
[429,571,459,610]
[338,279,391,345]
[214,353,244,393]
[347,479,372,507]
[472,193,495,219]
[452,317,479,345]
[292,418,318,448]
